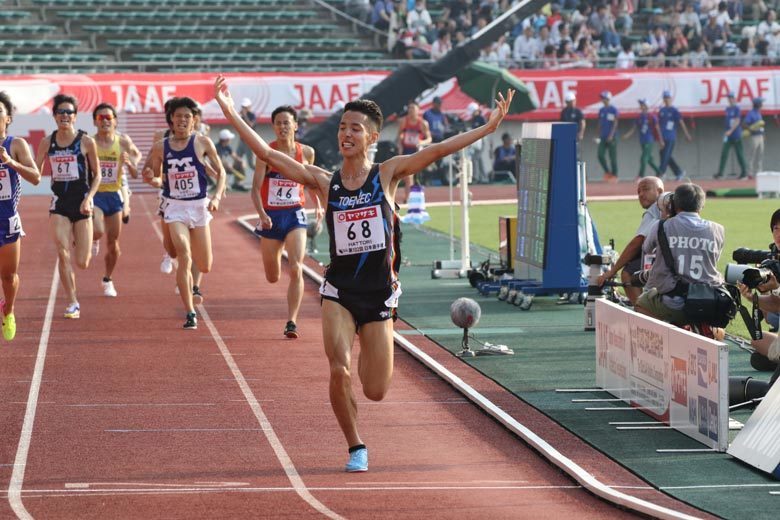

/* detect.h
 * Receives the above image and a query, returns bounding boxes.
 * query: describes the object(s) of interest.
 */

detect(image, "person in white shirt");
[513,24,540,67]
[679,2,702,38]
[615,40,636,68]
[406,0,433,43]
[757,9,779,38]
[430,28,452,59]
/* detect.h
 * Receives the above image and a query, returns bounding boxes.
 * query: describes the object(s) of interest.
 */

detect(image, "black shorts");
[50,193,90,223]
[623,256,642,276]
[319,280,401,328]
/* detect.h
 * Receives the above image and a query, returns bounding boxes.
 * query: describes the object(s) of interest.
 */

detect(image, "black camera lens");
[733,248,774,264]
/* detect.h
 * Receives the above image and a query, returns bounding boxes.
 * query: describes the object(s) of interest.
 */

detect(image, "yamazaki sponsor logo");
[171,171,194,180]
[337,207,377,222]
[700,77,770,105]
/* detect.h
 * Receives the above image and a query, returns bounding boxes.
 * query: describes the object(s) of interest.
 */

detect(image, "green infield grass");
[423,198,780,338]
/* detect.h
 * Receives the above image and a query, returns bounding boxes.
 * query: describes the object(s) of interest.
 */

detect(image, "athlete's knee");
[93,230,104,241]
[0,271,17,285]
[76,257,90,270]
[266,272,280,283]
[109,241,121,257]
[288,261,303,279]
[198,262,212,274]
[329,364,351,387]
[362,383,388,402]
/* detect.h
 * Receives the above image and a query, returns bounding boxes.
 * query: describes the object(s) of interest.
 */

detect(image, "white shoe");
[92,240,100,257]
[64,302,80,319]
[102,279,117,297]
[160,254,173,274]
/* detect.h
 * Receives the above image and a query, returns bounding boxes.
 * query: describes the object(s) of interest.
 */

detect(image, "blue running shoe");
[344,447,368,472]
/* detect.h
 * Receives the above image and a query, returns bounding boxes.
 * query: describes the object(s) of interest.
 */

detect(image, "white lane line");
[8,260,59,520]
[105,428,267,433]
[198,304,344,520]
[8,484,585,497]
[63,403,216,408]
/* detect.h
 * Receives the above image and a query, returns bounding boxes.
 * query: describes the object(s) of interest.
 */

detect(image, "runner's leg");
[322,299,361,447]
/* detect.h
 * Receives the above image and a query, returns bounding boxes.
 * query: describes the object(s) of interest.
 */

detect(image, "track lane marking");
[8,261,59,520]
[138,196,344,519]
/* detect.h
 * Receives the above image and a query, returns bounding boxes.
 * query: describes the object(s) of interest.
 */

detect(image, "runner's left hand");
[80,195,93,216]
[208,196,220,212]
[487,89,515,130]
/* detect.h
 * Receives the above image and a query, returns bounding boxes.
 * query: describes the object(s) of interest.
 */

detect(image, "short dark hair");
[53,94,78,114]
[770,209,780,230]
[165,97,199,125]
[343,99,383,131]
[0,91,14,118]
[673,183,705,213]
[271,105,297,123]
[92,102,117,120]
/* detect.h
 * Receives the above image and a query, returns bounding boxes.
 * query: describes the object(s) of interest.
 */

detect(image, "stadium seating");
[2,0,389,73]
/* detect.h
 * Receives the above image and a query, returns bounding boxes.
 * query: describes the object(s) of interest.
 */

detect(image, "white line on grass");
[8,261,59,520]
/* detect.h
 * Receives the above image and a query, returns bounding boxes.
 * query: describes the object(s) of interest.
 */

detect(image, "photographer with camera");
[597,177,664,305]
[635,184,727,337]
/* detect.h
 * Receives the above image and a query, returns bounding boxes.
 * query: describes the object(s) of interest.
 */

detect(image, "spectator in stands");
[589,4,621,51]
[680,2,702,38]
[513,23,540,67]
[346,0,371,22]
[668,25,690,65]
[597,176,664,305]
[553,22,572,46]
[703,11,727,55]
[744,96,765,176]
[615,39,636,67]
[715,1,734,30]
[557,40,577,64]
[623,99,661,179]
[636,184,725,330]
[548,3,564,30]
[648,25,669,55]
[560,91,586,151]
[757,8,778,37]
[430,28,452,59]
[570,3,591,26]
[613,0,634,35]
[687,38,713,66]
[597,90,619,182]
[215,129,248,191]
[746,0,769,21]
[658,90,693,181]
[371,0,394,31]
[538,25,555,50]
[715,91,748,179]
[488,34,512,66]
[442,0,471,32]
[423,96,448,143]
[237,98,256,169]
[407,0,434,43]
[492,132,517,178]
[541,44,559,68]
[575,37,599,66]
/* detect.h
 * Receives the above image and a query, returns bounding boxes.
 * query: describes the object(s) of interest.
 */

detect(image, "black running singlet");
[325,164,398,292]
[48,130,91,198]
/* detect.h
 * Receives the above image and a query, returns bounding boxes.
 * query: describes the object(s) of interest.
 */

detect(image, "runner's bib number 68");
[50,154,78,181]
[168,168,200,199]
[333,205,385,256]
[268,178,301,207]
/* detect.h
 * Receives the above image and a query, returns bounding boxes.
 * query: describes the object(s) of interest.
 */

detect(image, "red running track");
[0,193,703,519]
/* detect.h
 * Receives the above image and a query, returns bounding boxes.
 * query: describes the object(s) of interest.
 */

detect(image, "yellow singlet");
[96,135,123,193]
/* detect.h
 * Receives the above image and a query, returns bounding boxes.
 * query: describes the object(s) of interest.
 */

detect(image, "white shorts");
[162,198,212,229]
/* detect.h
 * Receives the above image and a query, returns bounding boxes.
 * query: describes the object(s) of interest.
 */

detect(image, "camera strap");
[657,219,686,295]
[737,291,763,340]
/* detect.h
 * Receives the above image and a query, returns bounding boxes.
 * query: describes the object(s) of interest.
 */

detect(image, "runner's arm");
[6,137,41,184]
[383,89,514,181]
[251,160,268,218]
[120,134,142,178]
[199,136,227,209]
[83,135,102,198]
[34,135,52,176]
[214,75,326,190]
